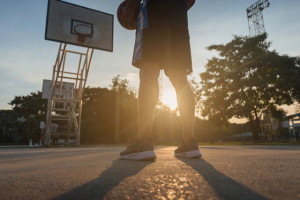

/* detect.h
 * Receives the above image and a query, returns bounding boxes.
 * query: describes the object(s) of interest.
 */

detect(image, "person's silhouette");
[119,0,201,160]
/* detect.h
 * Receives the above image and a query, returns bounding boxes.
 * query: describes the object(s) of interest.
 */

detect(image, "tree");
[81,76,138,144]
[110,75,136,96]
[81,87,117,144]
[9,91,47,143]
[9,91,47,119]
[197,34,300,140]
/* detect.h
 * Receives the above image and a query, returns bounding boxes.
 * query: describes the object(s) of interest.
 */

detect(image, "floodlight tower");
[246,0,270,36]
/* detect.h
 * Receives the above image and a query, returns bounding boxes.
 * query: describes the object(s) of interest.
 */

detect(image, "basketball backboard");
[42,79,74,100]
[45,0,113,52]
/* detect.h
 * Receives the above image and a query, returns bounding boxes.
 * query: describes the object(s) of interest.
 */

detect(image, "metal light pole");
[115,88,120,144]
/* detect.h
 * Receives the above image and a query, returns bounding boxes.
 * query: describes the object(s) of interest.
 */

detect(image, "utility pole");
[115,88,120,144]
[157,70,164,143]
[246,0,270,36]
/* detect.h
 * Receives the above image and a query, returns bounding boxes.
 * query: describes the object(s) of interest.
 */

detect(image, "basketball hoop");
[45,0,113,51]
[74,24,94,43]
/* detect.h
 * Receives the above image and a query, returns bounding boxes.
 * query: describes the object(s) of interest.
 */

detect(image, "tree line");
[2,79,239,144]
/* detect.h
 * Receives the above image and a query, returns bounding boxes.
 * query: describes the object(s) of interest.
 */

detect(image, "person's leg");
[168,70,201,158]
[167,70,195,142]
[138,62,161,141]
[119,61,160,160]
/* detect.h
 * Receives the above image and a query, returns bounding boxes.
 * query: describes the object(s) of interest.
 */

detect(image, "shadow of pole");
[54,159,153,200]
[177,158,269,200]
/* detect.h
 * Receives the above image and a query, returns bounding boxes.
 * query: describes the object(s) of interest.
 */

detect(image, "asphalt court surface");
[1,145,300,200]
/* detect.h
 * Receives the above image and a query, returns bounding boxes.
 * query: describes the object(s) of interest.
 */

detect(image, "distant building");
[261,112,300,141]
[228,112,300,142]
[282,113,300,140]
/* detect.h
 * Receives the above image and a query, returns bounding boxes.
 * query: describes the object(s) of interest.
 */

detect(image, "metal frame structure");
[246,0,270,36]
[262,115,279,138]
[45,43,94,146]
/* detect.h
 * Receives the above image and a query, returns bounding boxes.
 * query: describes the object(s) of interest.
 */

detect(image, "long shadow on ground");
[177,158,269,200]
[53,159,153,200]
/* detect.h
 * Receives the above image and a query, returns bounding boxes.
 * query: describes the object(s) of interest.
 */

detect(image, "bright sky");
[0,0,300,118]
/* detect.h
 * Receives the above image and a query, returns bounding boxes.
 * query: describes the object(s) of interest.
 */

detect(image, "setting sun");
[161,75,178,110]
[163,90,177,110]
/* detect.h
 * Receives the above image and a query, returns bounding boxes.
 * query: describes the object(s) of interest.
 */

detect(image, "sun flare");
[163,90,177,110]
[161,77,178,110]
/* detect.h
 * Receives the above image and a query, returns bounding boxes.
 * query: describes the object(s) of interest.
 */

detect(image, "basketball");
[117,0,140,30]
